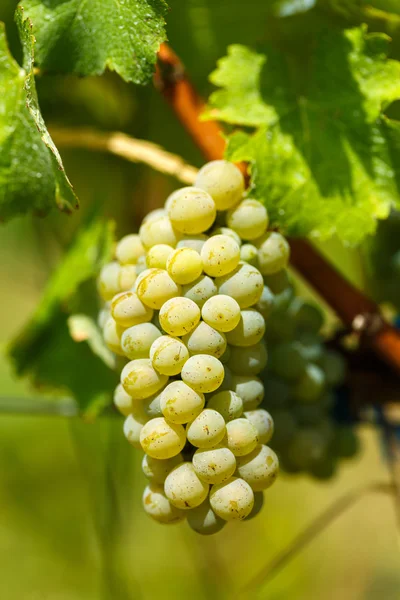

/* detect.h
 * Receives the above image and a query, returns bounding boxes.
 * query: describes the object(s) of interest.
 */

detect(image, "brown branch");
[155,43,400,376]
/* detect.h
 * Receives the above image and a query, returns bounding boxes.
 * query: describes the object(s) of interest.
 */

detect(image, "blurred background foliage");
[1,0,400,598]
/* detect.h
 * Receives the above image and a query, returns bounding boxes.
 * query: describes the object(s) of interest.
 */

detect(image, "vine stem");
[155,43,400,375]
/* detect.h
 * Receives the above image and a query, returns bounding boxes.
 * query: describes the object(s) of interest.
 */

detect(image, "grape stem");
[154,43,400,376]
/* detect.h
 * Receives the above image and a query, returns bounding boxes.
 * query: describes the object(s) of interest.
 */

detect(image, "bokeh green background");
[1,1,400,598]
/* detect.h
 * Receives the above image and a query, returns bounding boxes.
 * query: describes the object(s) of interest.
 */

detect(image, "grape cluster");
[97,161,284,534]
[261,279,359,478]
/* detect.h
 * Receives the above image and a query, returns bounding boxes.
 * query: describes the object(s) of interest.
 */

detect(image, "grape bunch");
[97,160,285,534]
[261,279,359,479]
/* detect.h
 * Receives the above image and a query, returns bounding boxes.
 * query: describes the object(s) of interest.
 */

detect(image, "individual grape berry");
[227,342,268,376]
[142,389,164,419]
[140,417,186,459]
[182,322,227,358]
[194,160,245,210]
[111,291,154,328]
[201,234,240,278]
[187,409,226,448]
[146,244,174,269]
[118,264,137,291]
[142,454,183,485]
[269,341,306,381]
[167,187,216,234]
[142,208,167,224]
[166,247,203,284]
[176,234,207,253]
[192,445,237,484]
[103,316,125,355]
[136,269,181,309]
[187,500,226,535]
[244,409,274,444]
[116,234,145,265]
[207,390,243,422]
[288,298,324,334]
[181,355,225,393]
[121,359,168,400]
[210,227,242,247]
[209,477,254,521]
[139,215,181,249]
[150,335,189,376]
[98,262,123,301]
[256,232,290,275]
[160,381,205,424]
[240,243,259,267]
[164,462,209,509]
[236,445,279,491]
[226,418,259,456]
[215,262,263,308]
[159,297,200,336]
[121,322,162,359]
[225,309,266,347]
[113,383,135,417]
[143,484,185,524]
[201,295,241,333]
[255,285,275,319]
[123,411,148,449]
[231,375,265,410]
[135,254,148,275]
[182,275,217,308]
[227,199,269,241]
[294,364,326,403]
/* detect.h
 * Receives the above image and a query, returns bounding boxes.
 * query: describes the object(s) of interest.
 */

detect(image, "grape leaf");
[19,0,168,84]
[8,217,118,415]
[206,29,400,245]
[0,8,78,221]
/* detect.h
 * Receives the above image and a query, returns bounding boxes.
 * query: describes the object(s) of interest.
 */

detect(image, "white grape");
[142,454,183,485]
[207,390,243,422]
[187,500,226,535]
[227,199,268,240]
[121,322,162,359]
[136,269,181,309]
[111,291,154,328]
[103,316,125,356]
[182,322,227,358]
[227,342,268,376]
[201,295,241,333]
[240,243,259,267]
[150,335,189,376]
[146,244,174,269]
[231,375,264,410]
[256,232,290,275]
[181,355,225,393]
[176,234,207,253]
[166,247,203,285]
[139,215,181,249]
[167,187,216,234]
[209,477,254,521]
[143,484,185,524]
[159,297,200,336]
[98,262,122,301]
[142,389,164,418]
[114,383,136,416]
[140,417,186,459]
[236,445,279,491]
[121,359,168,400]
[116,234,145,265]
[164,462,209,509]
[255,285,275,318]
[187,409,226,448]
[211,226,242,247]
[244,409,274,444]
[160,381,205,424]
[194,160,245,210]
[142,208,167,224]
[118,264,137,291]
[192,445,236,484]
[201,234,240,277]
[225,309,266,347]
[135,254,148,275]
[226,418,259,456]
[182,275,217,307]
[215,262,263,308]
[123,411,148,449]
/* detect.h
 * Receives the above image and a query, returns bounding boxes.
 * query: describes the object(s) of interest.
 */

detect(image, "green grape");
[209,477,254,521]
[142,389,164,419]
[176,234,207,253]
[150,335,189,376]
[297,332,324,362]
[245,491,264,521]
[194,160,245,210]
[269,409,297,449]
[114,383,135,417]
[123,411,148,449]
[187,409,226,448]
[166,247,203,284]
[167,187,216,234]
[244,409,274,444]
[181,355,225,393]
[121,359,168,400]
[160,381,205,424]
[201,234,240,277]
[111,291,154,328]
[210,227,242,247]
[146,244,174,269]
[142,208,167,224]
[288,298,324,334]
[116,234,145,265]
[187,500,226,535]
[227,199,268,241]
[98,262,123,301]
[159,297,200,336]
[103,316,125,356]
[264,309,296,343]
[201,295,241,333]
[121,322,162,359]
[227,342,268,376]
[240,244,259,267]
[207,390,243,422]
[142,484,185,524]
[118,264,137,291]
[225,309,266,347]
[255,285,275,319]
[263,269,291,294]
[182,322,227,358]
[193,445,237,484]
[142,454,183,485]
[262,376,291,408]
[236,445,279,491]
[269,341,306,381]
[140,417,186,459]
[286,428,328,470]
[215,262,263,308]
[182,275,217,308]
[164,462,209,509]
[256,232,290,275]
[319,349,346,386]
[333,426,360,458]
[226,418,259,456]
[294,364,326,403]
[231,375,264,410]
[139,215,181,249]
[136,269,181,309]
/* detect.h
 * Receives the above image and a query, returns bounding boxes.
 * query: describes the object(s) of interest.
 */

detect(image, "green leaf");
[206,29,400,245]
[19,0,168,84]
[8,217,118,415]
[0,8,78,221]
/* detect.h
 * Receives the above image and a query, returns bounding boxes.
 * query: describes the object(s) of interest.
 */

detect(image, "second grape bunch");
[98,160,290,534]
